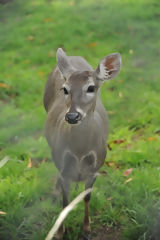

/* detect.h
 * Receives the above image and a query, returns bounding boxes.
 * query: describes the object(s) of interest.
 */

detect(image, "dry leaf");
[108,111,115,115]
[0,83,10,89]
[38,71,44,77]
[113,139,125,144]
[123,168,133,177]
[28,35,35,41]
[99,170,107,176]
[127,26,132,30]
[106,161,115,167]
[69,1,75,6]
[119,92,123,98]
[48,51,54,58]
[148,136,156,141]
[24,60,30,64]
[129,49,133,54]
[124,177,133,184]
[118,79,123,83]
[107,197,113,201]
[107,144,112,151]
[42,158,47,164]
[44,18,52,23]
[109,87,115,91]
[88,42,97,48]
[0,211,7,215]
[27,157,32,168]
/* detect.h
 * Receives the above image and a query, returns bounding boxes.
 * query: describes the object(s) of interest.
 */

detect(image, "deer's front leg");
[53,175,62,203]
[83,174,97,238]
[54,176,70,240]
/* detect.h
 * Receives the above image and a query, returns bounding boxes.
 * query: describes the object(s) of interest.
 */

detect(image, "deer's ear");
[95,53,121,81]
[56,48,75,79]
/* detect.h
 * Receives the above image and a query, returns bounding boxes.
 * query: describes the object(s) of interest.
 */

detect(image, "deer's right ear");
[56,48,75,79]
[94,53,121,81]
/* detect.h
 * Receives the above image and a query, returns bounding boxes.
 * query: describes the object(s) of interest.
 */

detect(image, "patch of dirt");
[77,227,121,240]
[91,227,121,240]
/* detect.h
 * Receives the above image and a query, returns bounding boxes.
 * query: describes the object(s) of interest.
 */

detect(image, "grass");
[0,0,160,239]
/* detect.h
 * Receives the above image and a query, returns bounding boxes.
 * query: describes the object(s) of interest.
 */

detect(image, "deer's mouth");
[66,119,79,124]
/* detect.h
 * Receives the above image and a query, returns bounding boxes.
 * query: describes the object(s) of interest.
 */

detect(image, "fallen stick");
[45,188,92,240]
[0,156,9,169]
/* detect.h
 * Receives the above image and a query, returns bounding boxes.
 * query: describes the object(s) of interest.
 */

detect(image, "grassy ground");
[0,0,160,239]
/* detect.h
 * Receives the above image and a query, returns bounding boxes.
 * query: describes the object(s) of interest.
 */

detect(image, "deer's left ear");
[95,53,121,81]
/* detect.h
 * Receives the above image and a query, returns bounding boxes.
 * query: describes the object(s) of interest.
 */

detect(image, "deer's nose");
[65,112,80,124]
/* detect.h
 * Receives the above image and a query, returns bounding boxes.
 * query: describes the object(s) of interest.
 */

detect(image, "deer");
[43,48,121,240]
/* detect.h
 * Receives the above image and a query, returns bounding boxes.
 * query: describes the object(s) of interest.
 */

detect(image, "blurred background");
[0,0,160,239]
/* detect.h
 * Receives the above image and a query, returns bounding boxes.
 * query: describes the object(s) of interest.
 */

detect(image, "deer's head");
[57,48,121,124]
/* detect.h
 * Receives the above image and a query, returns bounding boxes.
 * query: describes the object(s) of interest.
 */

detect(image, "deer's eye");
[87,85,95,93]
[63,87,69,95]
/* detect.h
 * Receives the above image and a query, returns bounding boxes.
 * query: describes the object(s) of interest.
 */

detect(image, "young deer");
[43,48,121,239]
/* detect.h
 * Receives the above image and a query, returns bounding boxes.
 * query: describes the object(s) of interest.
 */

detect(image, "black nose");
[65,112,80,124]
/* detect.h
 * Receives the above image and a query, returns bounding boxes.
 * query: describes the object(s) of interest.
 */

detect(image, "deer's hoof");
[82,233,92,240]
[52,235,63,240]
[52,195,58,204]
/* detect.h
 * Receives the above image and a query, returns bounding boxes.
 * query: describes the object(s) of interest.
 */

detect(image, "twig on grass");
[0,156,9,169]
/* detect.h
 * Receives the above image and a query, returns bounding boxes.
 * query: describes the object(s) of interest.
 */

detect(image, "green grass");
[0,0,160,239]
